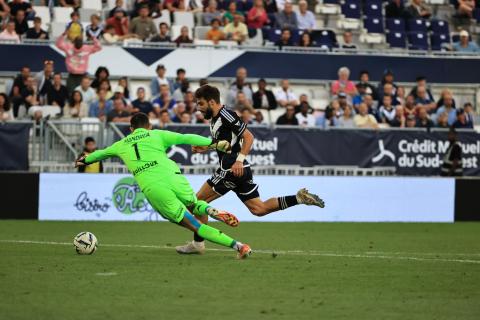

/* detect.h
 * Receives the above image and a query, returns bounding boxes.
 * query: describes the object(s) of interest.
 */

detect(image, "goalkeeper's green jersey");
[84,128,212,190]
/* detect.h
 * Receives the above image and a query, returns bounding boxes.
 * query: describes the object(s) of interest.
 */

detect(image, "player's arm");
[232,128,254,177]
[75,144,118,167]
[160,130,230,152]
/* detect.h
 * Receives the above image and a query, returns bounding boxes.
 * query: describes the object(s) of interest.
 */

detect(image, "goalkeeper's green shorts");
[143,173,197,223]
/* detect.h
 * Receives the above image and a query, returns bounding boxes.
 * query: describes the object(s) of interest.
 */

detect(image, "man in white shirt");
[75,75,96,107]
[297,0,316,31]
[295,101,316,126]
[275,79,299,108]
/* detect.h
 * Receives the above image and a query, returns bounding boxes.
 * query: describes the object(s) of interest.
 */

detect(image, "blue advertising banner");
[0,123,31,171]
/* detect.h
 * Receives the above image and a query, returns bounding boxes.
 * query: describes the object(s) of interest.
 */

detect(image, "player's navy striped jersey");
[210,106,248,169]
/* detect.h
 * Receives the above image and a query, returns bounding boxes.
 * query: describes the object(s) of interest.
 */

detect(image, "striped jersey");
[210,107,248,169]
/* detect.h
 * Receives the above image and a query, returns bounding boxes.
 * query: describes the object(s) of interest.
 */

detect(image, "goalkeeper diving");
[75,112,251,259]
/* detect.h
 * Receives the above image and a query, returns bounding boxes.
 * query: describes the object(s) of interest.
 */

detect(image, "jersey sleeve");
[158,130,212,148]
[84,143,119,164]
[219,108,247,137]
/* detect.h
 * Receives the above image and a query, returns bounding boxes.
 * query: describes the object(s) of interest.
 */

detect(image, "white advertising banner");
[39,174,455,222]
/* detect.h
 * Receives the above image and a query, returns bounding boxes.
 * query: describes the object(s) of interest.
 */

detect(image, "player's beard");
[204,106,213,120]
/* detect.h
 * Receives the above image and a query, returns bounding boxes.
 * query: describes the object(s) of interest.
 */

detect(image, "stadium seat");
[364,0,383,18]
[82,0,102,11]
[311,29,337,48]
[408,32,429,51]
[194,26,211,40]
[386,32,406,48]
[153,10,172,29]
[171,25,193,40]
[430,20,449,34]
[173,12,195,28]
[33,6,51,25]
[217,40,238,48]
[53,7,74,23]
[194,39,215,45]
[407,19,428,33]
[341,0,361,19]
[386,18,405,33]
[268,29,303,44]
[316,0,341,15]
[430,33,450,50]
[363,18,384,34]
[79,9,100,23]
[51,22,67,39]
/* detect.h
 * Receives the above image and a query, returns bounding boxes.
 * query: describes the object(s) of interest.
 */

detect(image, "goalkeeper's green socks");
[197,224,241,249]
[192,200,211,216]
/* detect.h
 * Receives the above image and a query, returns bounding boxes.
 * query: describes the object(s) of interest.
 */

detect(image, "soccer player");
[176,85,325,254]
[75,112,251,259]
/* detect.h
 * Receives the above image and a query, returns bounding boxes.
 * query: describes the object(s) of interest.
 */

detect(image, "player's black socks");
[194,233,205,242]
[278,195,298,210]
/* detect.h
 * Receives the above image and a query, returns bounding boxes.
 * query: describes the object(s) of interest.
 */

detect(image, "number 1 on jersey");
[133,143,141,160]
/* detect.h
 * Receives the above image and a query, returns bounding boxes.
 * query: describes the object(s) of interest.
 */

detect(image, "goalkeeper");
[75,112,251,259]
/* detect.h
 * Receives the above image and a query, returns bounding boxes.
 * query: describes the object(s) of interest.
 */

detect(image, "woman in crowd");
[331,66,357,96]
[298,32,313,47]
[117,77,130,100]
[91,67,110,90]
[0,93,13,121]
[64,90,88,118]
[337,105,355,128]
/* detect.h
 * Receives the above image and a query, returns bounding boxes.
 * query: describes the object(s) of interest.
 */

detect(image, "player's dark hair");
[195,85,220,104]
[84,137,95,144]
[130,113,150,129]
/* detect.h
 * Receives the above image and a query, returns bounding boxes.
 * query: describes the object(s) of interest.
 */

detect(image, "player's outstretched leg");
[191,200,239,227]
[178,211,251,259]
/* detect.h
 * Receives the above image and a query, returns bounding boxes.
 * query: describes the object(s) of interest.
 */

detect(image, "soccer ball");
[73,231,98,255]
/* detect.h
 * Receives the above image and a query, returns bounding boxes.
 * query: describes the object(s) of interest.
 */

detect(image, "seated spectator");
[47,73,69,109]
[240,107,253,124]
[150,23,171,42]
[436,112,449,128]
[22,76,40,120]
[107,97,131,123]
[416,106,434,128]
[103,24,138,44]
[0,0,10,25]
[247,0,269,29]
[179,111,191,124]
[396,86,406,106]
[265,0,278,13]
[404,94,416,117]
[299,32,313,47]
[35,60,54,105]
[275,2,298,29]
[227,77,253,108]
[414,85,436,112]
[358,70,378,100]
[337,105,355,128]
[174,26,193,46]
[233,91,254,113]
[296,0,315,31]
[389,105,406,127]
[159,109,172,127]
[276,28,295,48]
[405,0,431,19]
[453,108,474,129]
[352,83,367,108]
[66,11,83,42]
[165,0,186,13]
[463,102,475,126]
[91,67,110,90]
[64,90,87,118]
[386,0,406,18]
[10,66,30,116]
[129,5,158,41]
[0,93,13,121]
[78,137,103,173]
[109,0,125,18]
[276,105,299,125]
[150,64,173,97]
[152,84,176,111]
[111,85,131,108]
[86,14,104,41]
[331,67,357,97]
[377,69,397,100]
[436,89,456,110]
[452,30,480,53]
[253,111,266,125]
[194,110,208,124]
[172,80,190,102]
[410,76,434,101]
[341,31,356,49]
[59,0,80,9]
[253,78,277,110]
[436,92,456,125]
[296,101,316,127]
[223,2,244,25]
[206,19,225,44]
[203,1,223,26]
[363,94,379,119]
[183,91,196,113]
[354,102,378,129]
[75,76,96,107]
[405,114,417,128]
[131,87,156,117]
[106,8,129,36]
[379,83,400,106]
[295,94,314,114]
[275,79,299,108]
[25,17,49,40]
[457,0,475,18]
[224,14,248,44]
[336,92,351,114]
[379,95,397,125]
[98,80,113,100]
[171,102,186,122]
[117,77,130,100]
[89,89,113,121]
[8,0,32,17]
[13,9,28,36]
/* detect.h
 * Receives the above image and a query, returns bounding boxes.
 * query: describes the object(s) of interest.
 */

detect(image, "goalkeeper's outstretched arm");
[161,130,230,152]
[75,144,119,167]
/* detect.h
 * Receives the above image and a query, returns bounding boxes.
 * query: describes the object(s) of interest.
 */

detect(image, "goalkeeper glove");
[208,140,231,153]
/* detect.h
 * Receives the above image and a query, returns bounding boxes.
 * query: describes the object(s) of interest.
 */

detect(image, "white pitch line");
[1,239,480,265]
[95,272,117,276]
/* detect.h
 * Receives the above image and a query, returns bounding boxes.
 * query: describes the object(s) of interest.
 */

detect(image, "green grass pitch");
[0,221,479,320]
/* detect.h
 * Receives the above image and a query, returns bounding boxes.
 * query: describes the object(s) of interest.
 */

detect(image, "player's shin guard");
[192,200,210,216]
[197,224,237,249]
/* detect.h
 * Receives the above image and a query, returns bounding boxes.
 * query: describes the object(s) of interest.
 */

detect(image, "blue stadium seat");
[430,33,450,51]
[430,20,449,34]
[364,0,384,18]
[342,0,361,19]
[387,32,406,48]
[311,29,337,48]
[408,32,429,50]
[386,18,406,32]
[473,8,480,23]
[364,18,384,33]
[268,29,302,44]
[407,19,428,33]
